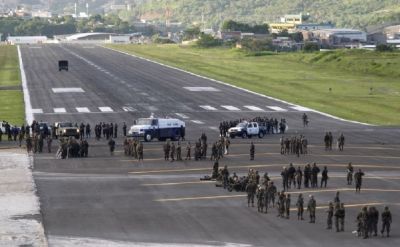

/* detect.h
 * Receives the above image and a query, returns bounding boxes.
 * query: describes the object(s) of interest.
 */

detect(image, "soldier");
[224,137,230,155]
[381,206,392,237]
[122,122,127,137]
[246,181,256,207]
[38,135,44,153]
[338,133,345,151]
[311,163,320,188]
[268,181,277,208]
[304,164,311,188]
[263,184,269,213]
[354,169,365,193]
[285,194,291,219]
[18,131,24,147]
[357,206,369,238]
[26,136,32,153]
[288,163,296,189]
[163,141,170,161]
[347,162,354,185]
[281,167,289,191]
[369,206,379,237]
[327,202,334,229]
[138,142,143,161]
[82,139,89,157]
[280,136,285,155]
[108,138,116,155]
[170,142,176,162]
[335,203,345,232]
[333,191,341,206]
[302,113,308,127]
[296,166,303,189]
[278,191,285,218]
[47,136,52,153]
[321,166,329,188]
[185,142,191,160]
[307,195,316,223]
[176,142,182,161]
[257,185,265,213]
[250,142,255,161]
[296,193,304,220]
[324,132,330,151]
[212,160,219,179]
[328,132,333,150]
[222,165,229,189]
[114,123,118,138]
[86,123,91,138]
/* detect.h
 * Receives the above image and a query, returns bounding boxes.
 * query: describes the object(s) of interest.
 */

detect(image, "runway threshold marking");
[154,188,400,202]
[221,105,240,111]
[98,107,114,112]
[32,108,43,114]
[243,105,265,112]
[199,105,218,111]
[53,108,66,113]
[267,106,288,112]
[76,107,90,113]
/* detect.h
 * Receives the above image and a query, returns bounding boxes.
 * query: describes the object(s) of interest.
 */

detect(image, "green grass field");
[0,45,24,125]
[107,44,400,126]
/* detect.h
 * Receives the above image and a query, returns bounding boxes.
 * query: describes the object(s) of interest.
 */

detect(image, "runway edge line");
[18,45,33,124]
[102,45,374,126]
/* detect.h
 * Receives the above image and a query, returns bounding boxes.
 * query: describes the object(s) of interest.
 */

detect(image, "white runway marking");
[267,106,288,112]
[175,113,189,119]
[32,108,43,114]
[200,105,218,111]
[191,120,204,124]
[184,87,220,92]
[243,106,265,111]
[209,126,219,131]
[52,88,85,93]
[221,105,240,111]
[122,106,136,112]
[99,107,114,112]
[54,108,66,113]
[291,106,314,112]
[76,107,90,113]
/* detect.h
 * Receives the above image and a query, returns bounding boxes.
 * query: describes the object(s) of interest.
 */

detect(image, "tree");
[183,26,201,40]
[196,33,222,47]
[376,44,394,52]
[303,42,320,52]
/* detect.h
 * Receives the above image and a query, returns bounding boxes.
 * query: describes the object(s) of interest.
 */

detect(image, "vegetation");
[221,20,269,34]
[0,14,135,40]
[99,0,400,30]
[106,44,400,125]
[0,46,24,125]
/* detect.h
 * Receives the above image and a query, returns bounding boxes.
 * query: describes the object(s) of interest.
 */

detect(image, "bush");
[376,44,394,52]
[196,34,222,47]
[303,42,320,52]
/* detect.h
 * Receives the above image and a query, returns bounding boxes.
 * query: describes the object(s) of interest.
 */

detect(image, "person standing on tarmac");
[250,142,255,160]
[108,138,116,155]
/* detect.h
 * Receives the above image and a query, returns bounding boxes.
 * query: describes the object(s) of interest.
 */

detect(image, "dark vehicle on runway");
[54,122,79,139]
[58,60,68,71]
[128,117,185,142]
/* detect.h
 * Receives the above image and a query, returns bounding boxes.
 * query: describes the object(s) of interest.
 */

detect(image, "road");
[20,44,400,246]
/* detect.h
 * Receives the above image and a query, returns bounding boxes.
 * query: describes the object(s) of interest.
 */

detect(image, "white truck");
[128,117,185,142]
[228,121,266,139]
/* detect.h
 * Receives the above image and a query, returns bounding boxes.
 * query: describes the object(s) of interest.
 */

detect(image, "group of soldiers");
[356,206,392,238]
[0,121,20,141]
[213,164,392,238]
[280,163,325,191]
[279,135,308,157]
[55,137,89,159]
[123,138,144,160]
[324,132,345,151]
[93,122,128,140]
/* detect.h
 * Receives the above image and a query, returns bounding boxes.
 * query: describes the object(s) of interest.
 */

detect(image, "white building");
[7,36,47,45]
[312,29,367,45]
[109,35,131,44]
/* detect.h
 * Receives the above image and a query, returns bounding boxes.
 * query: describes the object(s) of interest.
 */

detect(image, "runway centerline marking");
[243,106,265,112]
[76,107,90,113]
[32,108,43,114]
[53,108,66,113]
[52,88,85,93]
[199,105,218,111]
[267,106,288,112]
[221,105,240,111]
[99,107,114,112]
[184,87,220,92]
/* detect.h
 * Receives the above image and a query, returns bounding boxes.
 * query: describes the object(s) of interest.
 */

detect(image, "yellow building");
[269,14,302,33]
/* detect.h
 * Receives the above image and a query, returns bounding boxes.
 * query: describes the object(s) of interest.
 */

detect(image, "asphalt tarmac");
[20,44,400,246]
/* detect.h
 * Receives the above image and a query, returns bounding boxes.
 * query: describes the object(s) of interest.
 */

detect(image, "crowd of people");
[212,164,392,238]
[280,135,308,156]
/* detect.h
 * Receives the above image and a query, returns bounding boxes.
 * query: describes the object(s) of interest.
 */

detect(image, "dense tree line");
[0,14,135,40]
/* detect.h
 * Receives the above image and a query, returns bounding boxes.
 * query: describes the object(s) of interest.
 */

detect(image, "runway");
[20,44,400,246]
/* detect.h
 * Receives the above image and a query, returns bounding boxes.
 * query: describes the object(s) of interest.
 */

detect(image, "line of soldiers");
[123,138,144,160]
[94,122,121,140]
[357,206,392,238]
[280,163,324,191]
[324,132,345,151]
[25,134,53,153]
[280,135,308,156]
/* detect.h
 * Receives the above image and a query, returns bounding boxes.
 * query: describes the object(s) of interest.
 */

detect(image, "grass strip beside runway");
[0,46,24,125]
[107,44,400,126]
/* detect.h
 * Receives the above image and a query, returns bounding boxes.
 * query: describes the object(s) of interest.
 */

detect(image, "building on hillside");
[31,10,52,18]
[367,31,387,45]
[386,39,400,48]
[312,29,367,47]
[296,23,334,31]
[7,36,47,45]
[217,31,242,41]
[280,14,303,24]
[384,25,400,40]
[270,14,303,33]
